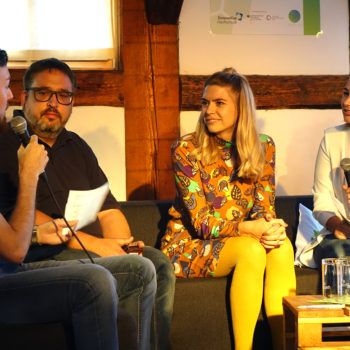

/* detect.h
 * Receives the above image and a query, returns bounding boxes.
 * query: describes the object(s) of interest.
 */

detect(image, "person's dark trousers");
[0,263,118,350]
[313,233,350,267]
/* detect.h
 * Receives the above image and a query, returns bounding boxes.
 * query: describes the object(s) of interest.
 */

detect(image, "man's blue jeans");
[92,253,158,350]
[0,263,119,350]
[46,246,175,350]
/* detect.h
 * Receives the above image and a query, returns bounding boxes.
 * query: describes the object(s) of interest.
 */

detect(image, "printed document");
[64,182,110,231]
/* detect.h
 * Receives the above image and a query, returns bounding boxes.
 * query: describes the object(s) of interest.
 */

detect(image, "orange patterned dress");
[160,132,276,278]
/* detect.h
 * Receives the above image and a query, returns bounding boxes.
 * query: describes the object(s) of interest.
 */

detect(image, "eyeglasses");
[28,88,74,105]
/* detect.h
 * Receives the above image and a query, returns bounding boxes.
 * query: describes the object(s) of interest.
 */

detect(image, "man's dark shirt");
[0,122,120,258]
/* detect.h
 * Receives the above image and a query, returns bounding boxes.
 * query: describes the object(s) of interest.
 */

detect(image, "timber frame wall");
[8,0,349,200]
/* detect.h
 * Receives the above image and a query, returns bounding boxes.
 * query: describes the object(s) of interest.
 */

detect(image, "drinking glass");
[337,257,350,303]
[322,258,339,298]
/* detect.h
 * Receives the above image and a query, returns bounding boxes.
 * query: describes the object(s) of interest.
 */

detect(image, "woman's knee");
[217,237,266,272]
[231,236,266,262]
[267,238,295,265]
[282,238,295,257]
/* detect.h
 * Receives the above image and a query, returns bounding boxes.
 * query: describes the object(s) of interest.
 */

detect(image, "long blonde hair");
[192,68,265,181]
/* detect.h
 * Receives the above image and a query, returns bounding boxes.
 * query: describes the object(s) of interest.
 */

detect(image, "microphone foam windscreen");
[10,116,27,135]
[340,158,350,172]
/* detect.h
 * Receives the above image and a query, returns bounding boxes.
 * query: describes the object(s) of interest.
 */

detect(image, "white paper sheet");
[64,182,110,231]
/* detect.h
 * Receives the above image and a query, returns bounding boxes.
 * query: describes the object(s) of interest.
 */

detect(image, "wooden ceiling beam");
[8,69,124,107]
[9,71,347,110]
[180,75,348,110]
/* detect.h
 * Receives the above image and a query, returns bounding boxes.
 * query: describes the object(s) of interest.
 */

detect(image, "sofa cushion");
[275,196,314,249]
[294,203,323,266]
[120,200,171,248]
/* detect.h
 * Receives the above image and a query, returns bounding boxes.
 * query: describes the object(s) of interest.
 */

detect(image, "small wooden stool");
[283,295,350,349]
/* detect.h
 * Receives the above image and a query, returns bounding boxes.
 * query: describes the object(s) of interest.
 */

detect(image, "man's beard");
[35,117,63,138]
[26,108,66,140]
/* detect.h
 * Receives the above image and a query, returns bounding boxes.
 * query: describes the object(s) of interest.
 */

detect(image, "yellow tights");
[214,236,296,350]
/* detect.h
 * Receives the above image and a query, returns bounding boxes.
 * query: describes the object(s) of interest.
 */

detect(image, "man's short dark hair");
[23,58,77,93]
[0,50,8,67]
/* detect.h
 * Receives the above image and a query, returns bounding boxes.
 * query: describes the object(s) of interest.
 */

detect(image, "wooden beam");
[9,71,347,110]
[181,75,348,110]
[8,69,124,107]
[123,0,156,200]
[149,25,179,199]
[123,0,179,200]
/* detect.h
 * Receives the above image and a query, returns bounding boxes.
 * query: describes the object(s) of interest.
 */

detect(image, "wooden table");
[283,295,350,349]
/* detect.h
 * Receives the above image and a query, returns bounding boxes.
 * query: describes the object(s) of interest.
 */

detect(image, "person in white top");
[312,76,350,266]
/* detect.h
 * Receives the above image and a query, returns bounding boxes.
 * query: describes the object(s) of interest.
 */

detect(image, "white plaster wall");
[67,106,126,201]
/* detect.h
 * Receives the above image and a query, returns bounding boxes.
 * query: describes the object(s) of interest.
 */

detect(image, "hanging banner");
[210,0,321,35]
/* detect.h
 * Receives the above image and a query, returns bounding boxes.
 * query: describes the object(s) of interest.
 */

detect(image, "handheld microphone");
[10,111,49,182]
[340,158,350,186]
[10,112,30,146]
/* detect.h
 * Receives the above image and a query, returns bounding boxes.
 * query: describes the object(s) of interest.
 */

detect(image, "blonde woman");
[161,69,296,350]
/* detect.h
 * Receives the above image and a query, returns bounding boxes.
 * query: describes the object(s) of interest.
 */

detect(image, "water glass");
[322,258,339,298]
[338,257,350,303]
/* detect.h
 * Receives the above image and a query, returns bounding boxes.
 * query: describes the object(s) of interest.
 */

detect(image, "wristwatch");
[31,225,39,245]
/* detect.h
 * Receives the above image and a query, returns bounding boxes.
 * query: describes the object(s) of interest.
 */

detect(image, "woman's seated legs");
[265,237,296,350]
[214,236,267,350]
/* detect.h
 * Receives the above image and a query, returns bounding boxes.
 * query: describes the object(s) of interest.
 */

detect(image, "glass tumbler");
[322,258,339,298]
[338,257,350,303]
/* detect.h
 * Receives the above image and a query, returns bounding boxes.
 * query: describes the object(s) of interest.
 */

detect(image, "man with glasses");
[0,58,174,350]
[0,49,121,350]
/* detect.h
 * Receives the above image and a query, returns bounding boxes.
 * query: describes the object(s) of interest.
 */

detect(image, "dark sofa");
[0,195,320,350]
